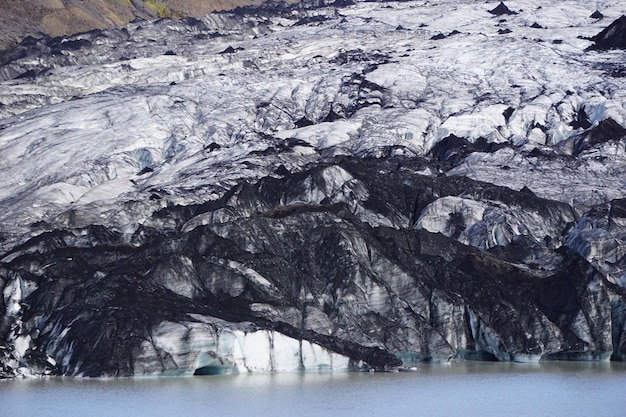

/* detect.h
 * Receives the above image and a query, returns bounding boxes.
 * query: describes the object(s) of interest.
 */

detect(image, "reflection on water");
[1,361,626,417]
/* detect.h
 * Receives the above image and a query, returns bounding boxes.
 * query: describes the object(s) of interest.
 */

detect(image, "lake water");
[1,361,625,417]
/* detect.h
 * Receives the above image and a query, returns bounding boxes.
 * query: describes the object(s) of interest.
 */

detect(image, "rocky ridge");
[1,0,626,378]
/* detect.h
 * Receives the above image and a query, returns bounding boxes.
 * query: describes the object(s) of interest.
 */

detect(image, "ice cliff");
[1,0,626,377]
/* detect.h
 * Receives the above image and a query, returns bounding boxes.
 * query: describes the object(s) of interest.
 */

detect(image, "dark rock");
[182,17,209,31]
[275,165,290,176]
[590,10,604,20]
[565,118,626,156]
[429,135,509,170]
[431,30,460,40]
[15,69,39,80]
[21,35,42,47]
[294,117,314,128]
[498,28,512,34]
[530,22,544,29]
[205,142,222,152]
[609,67,626,77]
[330,49,390,66]
[610,198,626,219]
[589,15,626,50]
[332,0,356,7]
[286,138,312,148]
[295,15,330,26]
[569,106,593,130]
[489,2,517,16]
[319,72,386,120]
[502,106,515,123]
[322,109,343,122]
[219,46,244,54]
[48,38,92,52]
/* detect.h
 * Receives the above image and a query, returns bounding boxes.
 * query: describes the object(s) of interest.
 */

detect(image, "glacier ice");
[133,318,350,375]
[1,0,626,378]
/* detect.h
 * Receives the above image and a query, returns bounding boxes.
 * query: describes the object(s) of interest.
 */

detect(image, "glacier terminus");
[1,0,626,377]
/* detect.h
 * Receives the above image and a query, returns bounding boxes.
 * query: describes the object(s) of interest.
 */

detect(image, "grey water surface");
[1,361,625,417]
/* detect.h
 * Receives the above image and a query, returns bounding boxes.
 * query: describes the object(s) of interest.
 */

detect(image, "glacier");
[1,0,626,378]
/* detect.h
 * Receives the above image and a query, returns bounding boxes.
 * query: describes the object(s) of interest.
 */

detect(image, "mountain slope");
[0,0,265,51]
[1,0,626,377]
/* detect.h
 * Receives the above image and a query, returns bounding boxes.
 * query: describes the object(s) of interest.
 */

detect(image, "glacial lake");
[1,361,625,417]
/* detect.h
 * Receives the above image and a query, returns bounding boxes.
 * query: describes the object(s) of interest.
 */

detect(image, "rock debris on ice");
[1,0,626,377]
